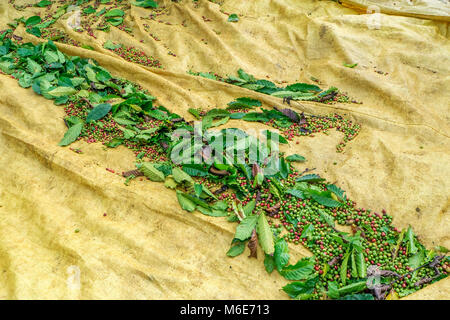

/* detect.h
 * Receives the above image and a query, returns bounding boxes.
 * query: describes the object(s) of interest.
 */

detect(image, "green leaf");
[0,61,14,74]
[227,75,247,84]
[242,199,256,217]
[120,127,136,139]
[27,58,42,75]
[182,164,209,177]
[340,249,351,285]
[355,251,366,278]
[0,45,9,56]
[210,116,229,128]
[25,16,42,27]
[17,48,34,57]
[270,90,311,98]
[280,258,315,280]
[107,17,124,27]
[65,116,83,127]
[263,130,288,144]
[255,79,276,88]
[264,254,275,274]
[351,250,358,278]
[44,50,59,63]
[327,282,340,299]
[301,224,314,239]
[435,245,449,253]
[201,116,213,130]
[343,63,358,68]
[406,226,418,254]
[96,69,112,82]
[133,0,158,8]
[139,163,165,182]
[241,83,265,90]
[196,206,228,217]
[337,281,367,296]
[256,213,275,255]
[37,20,56,29]
[340,293,374,300]
[235,215,259,241]
[285,154,306,162]
[227,97,261,109]
[53,7,67,19]
[296,174,325,183]
[286,189,304,199]
[253,171,264,187]
[282,276,318,299]
[274,238,290,271]
[408,250,424,269]
[398,288,417,298]
[228,14,239,22]
[96,7,106,16]
[70,77,85,87]
[194,184,203,197]
[48,87,78,97]
[326,184,346,201]
[80,44,94,51]
[18,73,33,88]
[86,103,111,122]
[318,209,336,228]
[26,27,42,37]
[7,21,18,29]
[310,191,342,208]
[204,108,231,118]
[227,241,246,257]
[176,190,196,212]
[268,180,283,201]
[188,108,200,119]
[237,68,253,82]
[38,79,52,98]
[154,164,171,177]
[242,112,269,122]
[393,229,405,259]
[146,109,168,120]
[164,176,177,189]
[212,201,228,211]
[36,0,52,7]
[105,9,125,17]
[172,167,194,186]
[85,66,97,82]
[103,40,121,50]
[285,83,321,92]
[318,87,338,97]
[180,193,210,209]
[113,117,136,126]
[101,137,122,148]
[83,6,96,14]
[58,123,83,146]
[197,72,216,80]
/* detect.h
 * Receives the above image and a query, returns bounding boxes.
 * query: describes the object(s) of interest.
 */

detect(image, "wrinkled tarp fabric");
[341,0,450,22]
[0,0,448,299]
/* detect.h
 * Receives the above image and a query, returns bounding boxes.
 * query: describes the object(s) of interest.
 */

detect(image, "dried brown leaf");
[248,229,258,259]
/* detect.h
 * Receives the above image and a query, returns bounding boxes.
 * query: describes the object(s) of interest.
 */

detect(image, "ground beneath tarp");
[0,0,448,299]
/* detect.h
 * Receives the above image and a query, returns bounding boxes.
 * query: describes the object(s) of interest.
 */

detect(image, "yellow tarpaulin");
[0,0,448,299]
[341,0,450,22]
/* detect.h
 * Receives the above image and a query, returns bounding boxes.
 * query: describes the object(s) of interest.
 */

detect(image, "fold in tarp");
[0,0,448,299]
[341,0,450,22]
